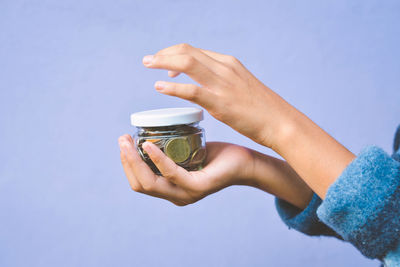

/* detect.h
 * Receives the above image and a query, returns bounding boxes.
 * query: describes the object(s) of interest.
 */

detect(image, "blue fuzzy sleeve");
[275,126,400,263]
[316,146,400,259]
[275,194,340,238]
[275,146,400,259]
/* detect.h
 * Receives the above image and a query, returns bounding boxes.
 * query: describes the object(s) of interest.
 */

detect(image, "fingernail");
[119,142,128,155]
[142,55,154,65]
[143,141,153,154]
[155,81,167,91]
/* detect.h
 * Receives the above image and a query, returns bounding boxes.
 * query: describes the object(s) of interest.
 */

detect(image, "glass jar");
[130,107,206,175]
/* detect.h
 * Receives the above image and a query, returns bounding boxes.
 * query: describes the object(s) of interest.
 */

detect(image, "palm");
[186,142,253,196]
[118,135,254,206]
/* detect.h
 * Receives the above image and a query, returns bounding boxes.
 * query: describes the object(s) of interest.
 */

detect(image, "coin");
[165,137,191,163]
[187,133,202,151]
[146,138,161,143]
[190,147,206,164]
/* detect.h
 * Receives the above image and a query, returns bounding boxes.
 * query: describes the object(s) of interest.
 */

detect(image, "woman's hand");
[142,43,355,199]
[118,134,313,209]
[118,135,255,206]
[142,43,293,148]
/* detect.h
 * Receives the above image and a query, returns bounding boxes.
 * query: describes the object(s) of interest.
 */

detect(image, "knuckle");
[130,184,142,192]
[186,85,201,101]
[185,187,204,200]
[161,164,179,180]
[142,182,155,192]
[162,168,177,181]
[176,43,192,53]
[173,201,187,207]
[150,154,162,165]
[120,155,128,165]
[185,196,198,205]
[181,55,196,70]
[226,55,239,65]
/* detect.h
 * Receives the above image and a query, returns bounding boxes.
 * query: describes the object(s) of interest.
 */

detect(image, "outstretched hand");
[118,134,255,206]
[142,43,293,148]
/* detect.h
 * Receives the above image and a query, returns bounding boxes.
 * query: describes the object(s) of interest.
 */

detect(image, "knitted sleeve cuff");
[275,193,339,237]
[316,146,400,259]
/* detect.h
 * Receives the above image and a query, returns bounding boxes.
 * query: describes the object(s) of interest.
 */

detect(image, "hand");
[118,135,255,206]
[142,43,355,199]
[142,43,294,148]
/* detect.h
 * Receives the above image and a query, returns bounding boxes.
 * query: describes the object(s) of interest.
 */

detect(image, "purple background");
[1,0,399,266]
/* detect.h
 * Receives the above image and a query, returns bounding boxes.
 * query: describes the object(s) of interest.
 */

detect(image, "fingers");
[144,43,233,85]
[158,45,213,79]
[156,43,218,70]
[142,141,194,190]
[154,43,240,71]
[118,135,143,191]
[154,81,212,108]
[119,135,157,189]
[118,135,188,202]
[143,54,219,87]
[120,150,143,192]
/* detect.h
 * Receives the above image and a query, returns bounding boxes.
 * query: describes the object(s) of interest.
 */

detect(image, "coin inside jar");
[165,137,191,163]
[187,133,202,151]
[190,147,206,164]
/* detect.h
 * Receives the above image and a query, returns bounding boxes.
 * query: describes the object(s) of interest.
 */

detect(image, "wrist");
[237,147,274,190]
[270,108,300,153]
[245,147,314,209]
[255,86,299,150]
[229,146,258,187]
[267,103,355,199]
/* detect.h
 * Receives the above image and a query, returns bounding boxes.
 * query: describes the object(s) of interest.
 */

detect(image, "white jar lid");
[131,107,204,127]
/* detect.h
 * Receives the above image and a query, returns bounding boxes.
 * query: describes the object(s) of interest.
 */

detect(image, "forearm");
[270,99,355,199]
[247,149,313,209]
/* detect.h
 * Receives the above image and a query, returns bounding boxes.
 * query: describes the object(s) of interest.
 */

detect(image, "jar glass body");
[133,122,206,175]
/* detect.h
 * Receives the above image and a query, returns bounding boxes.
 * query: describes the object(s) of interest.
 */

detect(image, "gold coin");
[187,134,202,151]
[190,147,206,164]
[165,137,191,163]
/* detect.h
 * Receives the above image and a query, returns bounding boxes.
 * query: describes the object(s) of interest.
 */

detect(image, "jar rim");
[131,107,203,127]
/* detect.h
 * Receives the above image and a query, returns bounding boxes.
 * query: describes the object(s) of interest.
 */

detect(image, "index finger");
[143,54,220,87]
[156,43,236,79]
